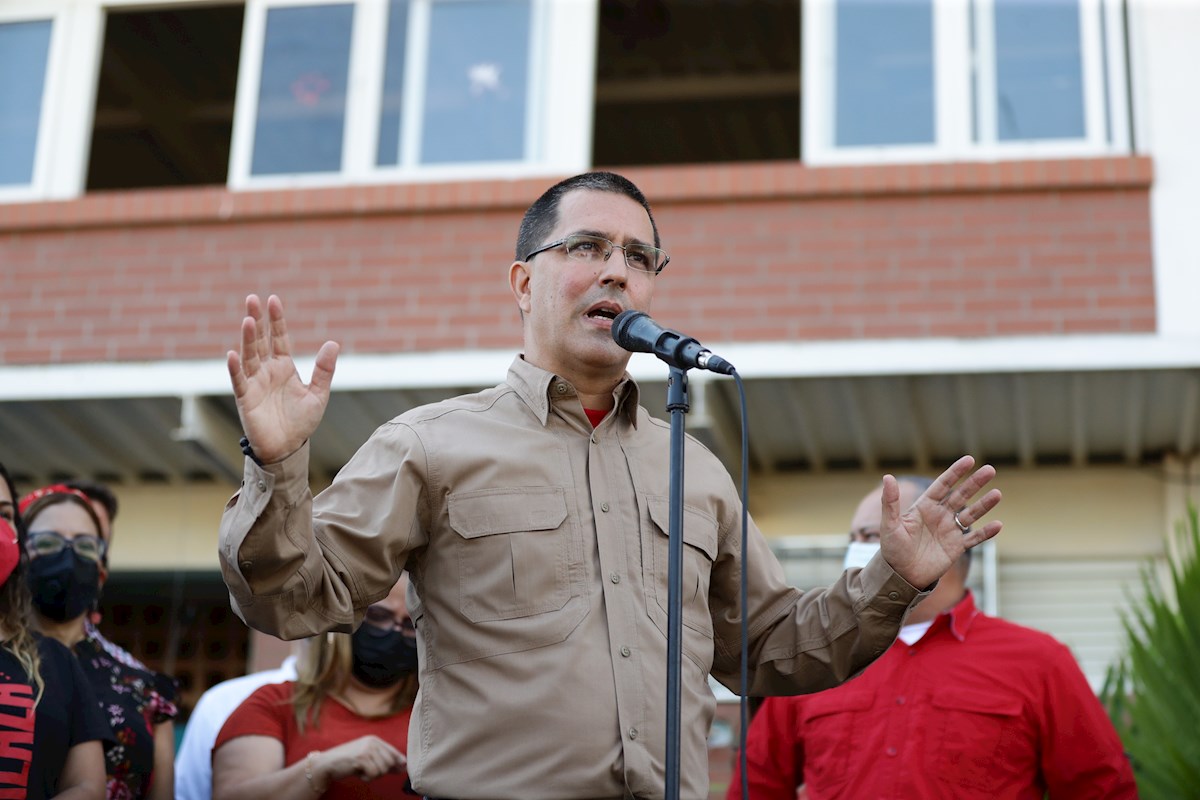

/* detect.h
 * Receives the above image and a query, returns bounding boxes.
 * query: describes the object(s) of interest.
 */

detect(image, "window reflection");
[376,0,409,167]
[994,0,1084,141]
[0,19,52,186]
[251,4,353,175]
[834,0,934,147]
[420,0,530,164]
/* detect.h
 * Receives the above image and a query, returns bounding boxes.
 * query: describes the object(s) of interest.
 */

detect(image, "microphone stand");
[664,365,688,800]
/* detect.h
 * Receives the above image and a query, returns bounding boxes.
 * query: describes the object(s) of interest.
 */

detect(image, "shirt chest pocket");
[643,496,718,666]
[929,691,1032,791]
[447,486,574,623]
[799,689,875,788]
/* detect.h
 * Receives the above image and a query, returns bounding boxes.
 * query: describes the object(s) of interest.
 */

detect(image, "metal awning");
[3,352,1198,487]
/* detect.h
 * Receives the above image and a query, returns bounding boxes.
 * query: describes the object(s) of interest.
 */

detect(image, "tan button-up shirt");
[219,356,924,799]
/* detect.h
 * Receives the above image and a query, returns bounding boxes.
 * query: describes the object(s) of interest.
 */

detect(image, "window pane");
[0,20,52,186]
[994,0,1084,141]
[251,4,354,175]
[834,0,934,147]
[421,0,530,164]
[376,0,409,167]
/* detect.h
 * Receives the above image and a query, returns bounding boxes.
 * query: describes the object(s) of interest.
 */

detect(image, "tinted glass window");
[376,0,409,167]
[834,0,934,147]
[0,19,52,185]
[995,0,1084,141]
[420,0,530,164]
[251,4,354,175]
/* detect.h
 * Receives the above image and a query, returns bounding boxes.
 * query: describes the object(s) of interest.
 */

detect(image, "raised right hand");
[311,735,407,787]
[226,294,339,463]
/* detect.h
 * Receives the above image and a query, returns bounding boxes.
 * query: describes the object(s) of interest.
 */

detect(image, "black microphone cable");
[733,371,752,800]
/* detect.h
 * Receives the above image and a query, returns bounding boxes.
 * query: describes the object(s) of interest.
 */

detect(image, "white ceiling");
[3,366,1198,489]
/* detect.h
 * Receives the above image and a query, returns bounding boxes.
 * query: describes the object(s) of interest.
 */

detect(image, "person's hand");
[226,294,339,463]
[310,736,407,788]
[878,455,1002,589]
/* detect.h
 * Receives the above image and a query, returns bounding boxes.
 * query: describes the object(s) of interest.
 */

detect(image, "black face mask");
[28,549,101,622]
[351,623,418,689]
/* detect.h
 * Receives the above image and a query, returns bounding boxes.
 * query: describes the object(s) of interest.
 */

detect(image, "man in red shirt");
[728,477,1138,800]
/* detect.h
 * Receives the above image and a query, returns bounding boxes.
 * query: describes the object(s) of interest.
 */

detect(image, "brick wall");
[0,157,1154,365]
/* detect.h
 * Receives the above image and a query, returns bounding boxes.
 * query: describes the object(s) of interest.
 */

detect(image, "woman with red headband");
[0,463,108,799]
[19,481,177,800]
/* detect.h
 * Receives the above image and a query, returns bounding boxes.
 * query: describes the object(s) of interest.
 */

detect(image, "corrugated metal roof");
[3,367,1197,488]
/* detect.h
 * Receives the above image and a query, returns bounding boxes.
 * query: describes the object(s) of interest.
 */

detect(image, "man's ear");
[509,260,533,316]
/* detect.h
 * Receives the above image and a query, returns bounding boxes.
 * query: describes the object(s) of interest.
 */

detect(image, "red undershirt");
[584,408,608,428]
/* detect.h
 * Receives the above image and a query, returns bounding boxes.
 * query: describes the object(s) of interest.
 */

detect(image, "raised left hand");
[878,455,1002,589]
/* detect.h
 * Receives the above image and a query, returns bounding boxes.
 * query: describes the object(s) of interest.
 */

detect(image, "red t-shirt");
[214,681,412,799]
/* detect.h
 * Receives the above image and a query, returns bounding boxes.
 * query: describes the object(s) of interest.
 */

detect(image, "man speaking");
[218,171,1003,799]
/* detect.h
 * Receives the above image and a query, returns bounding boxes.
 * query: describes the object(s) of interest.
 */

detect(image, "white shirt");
[174,655,299,800]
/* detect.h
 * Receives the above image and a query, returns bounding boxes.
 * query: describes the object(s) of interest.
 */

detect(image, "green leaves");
[1101,506,1200,798]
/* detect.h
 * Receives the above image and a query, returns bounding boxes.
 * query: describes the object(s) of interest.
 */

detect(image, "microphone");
[611,310,736,375]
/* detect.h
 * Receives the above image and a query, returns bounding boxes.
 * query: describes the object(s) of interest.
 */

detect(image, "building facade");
[2,0,1199,793]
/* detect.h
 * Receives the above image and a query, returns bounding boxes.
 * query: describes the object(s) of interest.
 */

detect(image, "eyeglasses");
[363,604,416,637]
[26,530,107,562]
[524,234,669,275]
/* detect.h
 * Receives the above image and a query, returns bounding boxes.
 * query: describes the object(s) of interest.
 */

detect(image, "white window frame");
[229,0,595,190]
[803,0,1130,166]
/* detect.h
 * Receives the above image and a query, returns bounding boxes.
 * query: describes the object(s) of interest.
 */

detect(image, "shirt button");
[601,502,610,512]
[555,383,568,394]
[628,727,638,740]
[240,560,253,571]
[888,591,899,601]
[591,433,598,444]
[621,646,631,657]
[886,747,897,757]
[610,572,621,584]
[256,480,267,492]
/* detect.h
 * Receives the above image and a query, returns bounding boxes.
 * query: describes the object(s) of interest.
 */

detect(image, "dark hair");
[63,479,118,526]
[0,463,43,703]
[0,463,19,530]
[19,492,104,542]
[515,171,661,262]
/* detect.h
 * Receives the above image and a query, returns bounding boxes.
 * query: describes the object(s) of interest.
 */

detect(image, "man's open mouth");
[586,303,622,321]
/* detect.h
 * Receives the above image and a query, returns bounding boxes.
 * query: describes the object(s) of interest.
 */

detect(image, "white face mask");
[843,541,881,571]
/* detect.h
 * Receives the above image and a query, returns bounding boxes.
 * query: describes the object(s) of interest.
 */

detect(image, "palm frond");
[1102,506,1200,798]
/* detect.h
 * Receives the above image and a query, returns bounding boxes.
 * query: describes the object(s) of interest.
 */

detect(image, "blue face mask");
[351,623,418,688]
[843,541,881,571]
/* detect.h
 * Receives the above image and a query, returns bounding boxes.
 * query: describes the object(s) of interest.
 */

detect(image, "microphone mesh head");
[611,309,645,350]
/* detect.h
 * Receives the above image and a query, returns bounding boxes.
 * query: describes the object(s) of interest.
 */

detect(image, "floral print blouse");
[75,629,179,799]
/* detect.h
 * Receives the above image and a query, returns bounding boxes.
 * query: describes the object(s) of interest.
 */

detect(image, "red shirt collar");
[926,589,982,643]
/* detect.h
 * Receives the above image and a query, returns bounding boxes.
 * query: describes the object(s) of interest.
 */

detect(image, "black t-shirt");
[0,634,110,799]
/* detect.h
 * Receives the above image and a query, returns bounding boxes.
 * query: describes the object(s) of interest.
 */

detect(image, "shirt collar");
[506,355,641,429]
[935,588,982,642]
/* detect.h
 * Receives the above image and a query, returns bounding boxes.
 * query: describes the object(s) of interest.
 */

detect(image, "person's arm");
[212,735,406,800]
[219,294,425,639]
[148,721,175,800]
[53,740,106,800]
[1038,644,1138,797]
[711,457,1001,696]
